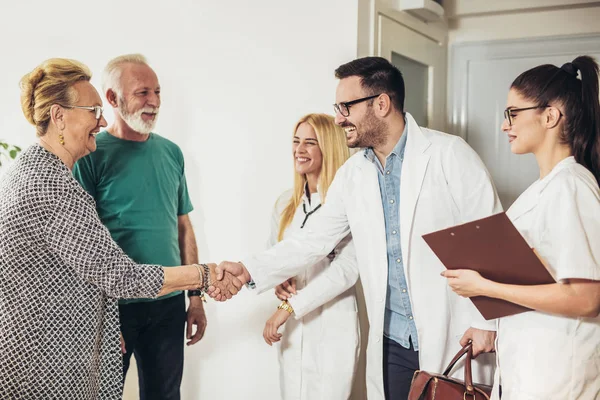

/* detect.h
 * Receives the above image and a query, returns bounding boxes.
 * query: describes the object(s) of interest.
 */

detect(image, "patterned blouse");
[0,145,164,399]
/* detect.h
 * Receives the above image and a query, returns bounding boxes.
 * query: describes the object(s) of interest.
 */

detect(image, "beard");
[341,106,387,149]
[118,97,159,135]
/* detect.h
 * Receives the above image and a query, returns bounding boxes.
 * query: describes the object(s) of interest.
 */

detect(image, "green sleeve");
[177,157,193,216]
[73,155,97,199]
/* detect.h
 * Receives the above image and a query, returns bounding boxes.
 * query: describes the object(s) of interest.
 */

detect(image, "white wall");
[0,1,359,399]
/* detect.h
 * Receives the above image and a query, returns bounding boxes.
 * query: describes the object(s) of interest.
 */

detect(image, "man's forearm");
[178,216,203,305]
[178,215,199,265]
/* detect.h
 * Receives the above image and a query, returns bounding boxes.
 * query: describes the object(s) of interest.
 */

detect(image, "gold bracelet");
[192,264,203,290]
[277,300,294,315]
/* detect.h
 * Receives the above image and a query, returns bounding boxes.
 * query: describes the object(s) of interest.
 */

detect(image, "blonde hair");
[102,53,149,95]
[278,113,350,241]
[19,58,92,136]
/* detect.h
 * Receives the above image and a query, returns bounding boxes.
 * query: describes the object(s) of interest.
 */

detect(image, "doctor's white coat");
[244,113,502,399]
[495,157,600,400]
[270,190,360,400]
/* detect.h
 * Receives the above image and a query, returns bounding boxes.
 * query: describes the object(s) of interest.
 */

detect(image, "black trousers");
[119,293,187,400]
[383,336,420,400]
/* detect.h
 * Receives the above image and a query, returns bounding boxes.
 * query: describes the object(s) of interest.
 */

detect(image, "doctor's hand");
[275,278,297,300]
[460,327,496,357]
[263,308,292,346]
[441,269,493,298]
[207,261,251,301]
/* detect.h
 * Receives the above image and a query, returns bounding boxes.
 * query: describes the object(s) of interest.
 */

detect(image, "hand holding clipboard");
[423,212,555,320]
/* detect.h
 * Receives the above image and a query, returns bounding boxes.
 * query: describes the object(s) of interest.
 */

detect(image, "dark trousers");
[383,336,420,400]
[119,293,186,400]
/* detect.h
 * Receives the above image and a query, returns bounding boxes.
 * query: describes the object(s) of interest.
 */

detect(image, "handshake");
[206,261,252,301]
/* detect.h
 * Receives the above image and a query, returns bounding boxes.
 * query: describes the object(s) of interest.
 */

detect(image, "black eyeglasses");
[59,104,104,120]
[333,94,381,117]
[503,105,549,126]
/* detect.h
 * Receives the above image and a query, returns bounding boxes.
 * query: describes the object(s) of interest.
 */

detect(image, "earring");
[58,131,65,146]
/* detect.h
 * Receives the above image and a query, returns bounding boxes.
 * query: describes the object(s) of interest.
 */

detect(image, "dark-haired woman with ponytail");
[442,56,600,399]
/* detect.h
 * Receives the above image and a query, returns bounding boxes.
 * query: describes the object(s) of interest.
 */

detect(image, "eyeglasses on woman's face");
[59,104,104,120]
[503,105,551,126]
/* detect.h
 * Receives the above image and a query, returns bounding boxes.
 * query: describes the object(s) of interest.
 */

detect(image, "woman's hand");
[441,269,493,298]
[274,278,297,300]
[263,309,292,346]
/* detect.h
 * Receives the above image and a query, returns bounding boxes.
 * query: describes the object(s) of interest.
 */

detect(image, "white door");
[376,9,448,130]
[449,35,600,207]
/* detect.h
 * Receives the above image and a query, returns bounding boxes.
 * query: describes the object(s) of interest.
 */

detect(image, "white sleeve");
[267,191,291,249]
[443,136,503,221]
[242,164,352,293]
[267,207,279,249]
[540,174,600,282]
[288,234,359,318]
[444,136,502,330]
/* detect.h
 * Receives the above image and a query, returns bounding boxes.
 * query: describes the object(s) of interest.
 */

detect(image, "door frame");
[378,14,447,130]
[358,0,449,131]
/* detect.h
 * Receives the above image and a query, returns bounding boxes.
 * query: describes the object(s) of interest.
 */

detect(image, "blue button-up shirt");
[364,124,419,351]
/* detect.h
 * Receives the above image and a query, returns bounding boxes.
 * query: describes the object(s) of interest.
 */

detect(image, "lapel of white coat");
[505,187,539,222]
[355,153,390,291]
[507,156,576,222]
[400,113,431,272]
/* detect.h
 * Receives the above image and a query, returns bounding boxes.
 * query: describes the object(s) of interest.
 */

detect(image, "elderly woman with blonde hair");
[0,58,240,399]
[262,113,360,400]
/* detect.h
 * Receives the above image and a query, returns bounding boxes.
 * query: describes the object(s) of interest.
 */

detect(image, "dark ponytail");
[572,56,600,185]
[511,55,600,185]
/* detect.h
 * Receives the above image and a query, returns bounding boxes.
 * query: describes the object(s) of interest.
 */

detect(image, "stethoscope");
[299,190,335,259]
[300,202,322,229]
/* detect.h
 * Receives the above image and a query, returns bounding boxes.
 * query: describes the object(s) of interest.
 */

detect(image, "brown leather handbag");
[408,342,492,400]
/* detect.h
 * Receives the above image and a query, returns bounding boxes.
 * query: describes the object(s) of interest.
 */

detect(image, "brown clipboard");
[422,212,555,320]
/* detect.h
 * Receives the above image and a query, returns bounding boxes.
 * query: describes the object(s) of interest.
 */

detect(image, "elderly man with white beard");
[73,54,204,400]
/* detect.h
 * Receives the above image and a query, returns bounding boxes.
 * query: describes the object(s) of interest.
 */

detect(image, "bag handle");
[441,341,475,397]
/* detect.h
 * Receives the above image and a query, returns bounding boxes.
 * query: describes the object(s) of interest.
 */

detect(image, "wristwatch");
[188,290,207,303]
[278,300,294,315]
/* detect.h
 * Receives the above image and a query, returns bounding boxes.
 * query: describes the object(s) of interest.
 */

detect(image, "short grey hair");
[102,53,149,96]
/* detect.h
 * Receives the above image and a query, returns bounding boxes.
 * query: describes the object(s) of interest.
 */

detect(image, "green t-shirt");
[73,131,193,303]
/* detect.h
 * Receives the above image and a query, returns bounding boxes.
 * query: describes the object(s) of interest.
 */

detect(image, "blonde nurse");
[262,114,360,400]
